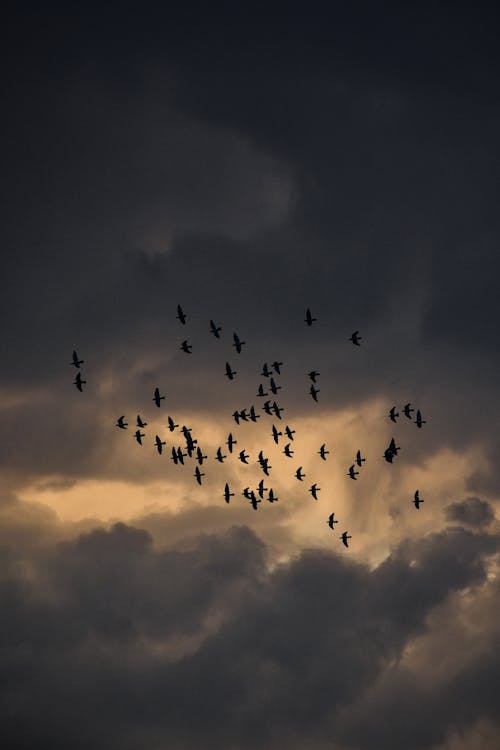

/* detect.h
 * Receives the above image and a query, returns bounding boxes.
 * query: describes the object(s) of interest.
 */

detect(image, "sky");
[1,3,500,748]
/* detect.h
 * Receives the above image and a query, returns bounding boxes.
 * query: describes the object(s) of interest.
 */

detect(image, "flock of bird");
[70,306,428,548]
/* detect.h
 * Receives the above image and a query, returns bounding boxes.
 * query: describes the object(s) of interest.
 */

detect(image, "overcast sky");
[1,4,500,749]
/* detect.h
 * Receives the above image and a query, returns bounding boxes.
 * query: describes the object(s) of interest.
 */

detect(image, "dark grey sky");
[1,4,500,749]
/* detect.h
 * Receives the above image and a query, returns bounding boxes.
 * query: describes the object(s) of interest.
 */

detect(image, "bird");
[249,405,260,422]
[388,437,400,455]
[267,488,279,503]
[167,416,178,432]
[389,406,399,423]
[180,340,192,354]
[242,487,252,499]
[257,479,267,498]
[355,450,366,467]
[327,513,338,529]
[153,387,164,407]
[272,361,283,374]
[403,402,414,419]
[170,447,179,465]
[295,466,305,481]
[310,384,320,402]
[176,305,186,324]
[350,330,361,346]
[239,449,249,464]
[413,490,425,509]
[309,483,320,500]
[223,483,234,503]
[261,460,272,476]
[263,400,273,415]
[340,531,352,548]
[348,465,359,480]
[194,466,204,485]
[134,430,145,445]
[226,433,237,453]
[269,377,281,395]
[225,362,236,380]
[249,492,261,510]
[215,447,226,463]
[71,350,83,368]
[238,408,249,422]
[271,424,282,444]
[210,319,222,338]
[283,443,294,458]
[383,448,395,463]
[305,308,317,326]
[261,363,272,378]
[154,435,166,455]
[74,372,86,392]
[233,333,245,353]
[176,447,186,464]
[272,401,284,419]
[196,447,207,465]
[232,410,241,425]
[415,409,426,429]
[285,425,295,441]
[137,414,148,428]
[116,416,128,429]
[256,384,268,397]
[308,370,320,383]
[318,444,329,460]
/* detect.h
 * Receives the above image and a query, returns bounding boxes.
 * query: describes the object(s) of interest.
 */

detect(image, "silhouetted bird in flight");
[355,450,366,467]
[257,383,268,397]
[71,350,83,368]
[225,362,236,380]
[74,372,86,392]
[310,384,320,402]
[341,531,352,548]
[116,416,128,429]
[226,433,237,453]
[196,447,207,465]
[134,430,145,445]
[232,410,241,425]
[389,406,399,423]
[137,414,147,428]
[249,405,260,422]
[177,447,187,464]
[268,488,279,503]
[241,487,251,500]
[210,319,221,338]
[261,363,272,378]
[185,443,194,459]
[223,483,234,503]
[283,443,294,458]
[154,435,166,454]
[272,424,282,444]
[238,408,249,422]
[350,330,361,346]
[305,308,317,326]
[285,425,295,441]
[249,492,261,510]
[348,464,359,480]
[415,409,426,429]
[261,460,271,476]
[269,377,281,395]
[167,416,178,432]
[239,449,249,464]
[194,466,204,485]
[272,401,284,419]
[327,513,338,529]
[318,443,329,460]
[388,437,400,456]
[176,305,186,324]
[413,490,424,509]
[263,400,273,415]
[383,448,395,463]
[295,466,305,481]
[257,479,267,498]
[309,483,320,500]
[403,402,414,419]
[272,361,283,374]
[308,370,319,383]
[171,447,179,464]
[215,447,226,463]
[180,340,192,354]
[233,333,245,353]
[153,387,164,407]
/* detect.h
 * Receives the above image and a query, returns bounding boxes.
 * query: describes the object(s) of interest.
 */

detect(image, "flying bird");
[295,466,305,481]
[415,409,426,429]
[242,487,252,499]
[180,340,192,354]
[318,444,329,460]
[210,319,222,338]
[249,492,261,510]
[226,433,237,453]
[225,362,236,380]
[261,363,272,378]
[389,406,399,423]
[215,447,226,463]
[137,414,147,428]
[310,384,320,402]
[403,402,414,419]
[272,361,283,374]
[71,350,83,368]
[257,383,268,397]
[285,425,296,441]
[271,424,282,444]
[167,416,178,432]
[348,465,359,480]
[238,408,249,422]
[309,483,320,500]
[223,483,234,504]
[233,333,245,353]
[272,401,284,419]
[249,405,260,422]
[341,531,352,548]
[239,449,250,464]
[74,372,86,392]
[308,370,320,383]
[355,450,366,467]
[171,447,179,465]
[383,448,395,463]
[176,305,187,324]
[257,479,268,498]
[154,435,166,454]
[263,400,273,415]
[196,447,207,465]
[194,466,204,485]
[283,443,294,458]
[388,437,400,455]
[267,488,279,503]
[177,447,187,464]
[116,416,128,429]
[269,377,281,395]
[153,387,164,407]
[327,513,338,529]
[413,490,425,509]
[134,430,145,445]
[350,330,361,346]
[305,308,317,326]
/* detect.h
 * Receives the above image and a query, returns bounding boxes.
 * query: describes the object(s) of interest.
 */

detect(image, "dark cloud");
[445,497,495,528]
[0,517,499,749]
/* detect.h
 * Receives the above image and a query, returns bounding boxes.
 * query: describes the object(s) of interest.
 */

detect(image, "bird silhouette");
[309,483,320,500]
[318,444,329,460]
[134,429,145,445]
[413,490,425,509]
[233,333,245,353]
[180,340,192,354]
[415,409,426,429]
[295,466,305,481]
[215,447,226,463]
[116,416,128,429]
[348,465,359,480]
[257,383,268,397]
[305,308,317,326]
[272,361,283,374]
[194,466,204,485]
[308,370,320,383]
[341,531,352,548]
[167,416,178,432]
[285,425,296,441]
[137,414,148,428]
[389,406,399,423]
[154,435,166,454]
[225,362,236,380]
[327,513,338,529]
[283,443,294,458]
[176,305,186,324]
[355,450,366,467]
[350,330,361,346]
[153,387,164,407]
[310,384,320,402]
[71,350,83,368]
[74,372,86,392]
[210,319,222,338]
[272,424,282,444]
[223,483,234,503]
